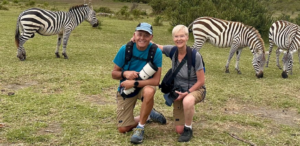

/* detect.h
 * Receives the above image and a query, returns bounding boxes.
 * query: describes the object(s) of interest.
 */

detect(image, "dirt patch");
[84,86,117,105]
[1,81,39,95]
[224,99,300,127]
[37,123,62,136]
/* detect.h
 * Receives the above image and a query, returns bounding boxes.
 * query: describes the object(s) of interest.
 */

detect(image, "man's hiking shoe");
[149,108,166,124]
[178,126,193,142]
[130,125,144,144]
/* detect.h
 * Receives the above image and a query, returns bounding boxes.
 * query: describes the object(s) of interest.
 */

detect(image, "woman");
[155,25,206,142]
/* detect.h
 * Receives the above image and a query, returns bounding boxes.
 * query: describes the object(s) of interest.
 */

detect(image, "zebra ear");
[84,0,86,4]
[89,0,92,6]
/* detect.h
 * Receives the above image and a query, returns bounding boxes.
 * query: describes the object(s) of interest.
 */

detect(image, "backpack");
[159,46,205,94]
[169,46,205,73]
[122,41,157,69]
[119,41,158,98]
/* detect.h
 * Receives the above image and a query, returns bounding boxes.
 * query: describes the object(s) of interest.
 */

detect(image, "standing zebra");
[15,2,99,61]
[188,17,266,78]
[266,20,300,78]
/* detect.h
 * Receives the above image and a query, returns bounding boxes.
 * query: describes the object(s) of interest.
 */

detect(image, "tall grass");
[0,1,300,145]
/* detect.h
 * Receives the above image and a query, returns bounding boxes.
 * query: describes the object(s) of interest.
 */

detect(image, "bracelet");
[187,90,191,94]
[121,71,125,79]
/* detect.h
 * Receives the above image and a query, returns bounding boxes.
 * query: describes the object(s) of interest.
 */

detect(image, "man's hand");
[120,80,135,89]
[123,71,139,80]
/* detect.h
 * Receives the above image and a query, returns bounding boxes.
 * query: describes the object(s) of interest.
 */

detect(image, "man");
[111,22,166,144]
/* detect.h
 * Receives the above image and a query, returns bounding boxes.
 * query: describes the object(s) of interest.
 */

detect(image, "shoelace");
[133,128,143,136]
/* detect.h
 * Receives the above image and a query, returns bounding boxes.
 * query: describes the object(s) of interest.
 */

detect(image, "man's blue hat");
[135,22,153,35]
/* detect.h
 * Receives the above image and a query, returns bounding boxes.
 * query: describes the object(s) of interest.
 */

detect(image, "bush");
[26,0,35,6]
[153,0,273,39]
[13,0,19,3]
[2,0,8,5]
[153,16,163,26]
[95,7,113,13]
[116,6,132,20]
[0,4,9,10]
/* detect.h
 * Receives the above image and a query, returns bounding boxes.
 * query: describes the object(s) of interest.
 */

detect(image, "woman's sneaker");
[149,108,166,124]
[130,125,144,144]
[178,126,193,142]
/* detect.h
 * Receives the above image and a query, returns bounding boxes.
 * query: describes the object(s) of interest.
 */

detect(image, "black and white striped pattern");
[15,3,99,61]
[188,17,266,78]
[266,20,300,78]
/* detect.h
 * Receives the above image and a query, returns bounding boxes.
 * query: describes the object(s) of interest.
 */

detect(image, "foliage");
[26,0,35,6]
[0,4,9,10]
[113,0,151,3]
[2,0,8,5]
[115,5,132,20]
[151,0,273,39]
[153,15,163,26]
[95,6,113,13]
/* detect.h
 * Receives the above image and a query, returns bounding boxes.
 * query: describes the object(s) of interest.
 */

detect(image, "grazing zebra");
[188,17,266,78]
[266,20,300,78]
[15,2,99,61]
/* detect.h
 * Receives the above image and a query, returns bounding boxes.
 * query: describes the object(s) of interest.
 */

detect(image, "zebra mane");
[69,4,88,11]
[246,25,265,53]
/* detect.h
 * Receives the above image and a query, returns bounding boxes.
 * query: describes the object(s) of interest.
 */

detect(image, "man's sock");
[138,122,145,128]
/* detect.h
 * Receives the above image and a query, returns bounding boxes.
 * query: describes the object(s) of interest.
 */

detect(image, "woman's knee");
[183,95,195,106]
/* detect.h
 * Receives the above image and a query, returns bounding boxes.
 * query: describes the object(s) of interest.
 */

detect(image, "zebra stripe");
[15,4,99,61]
[266,20,300,78]
[188,17,266,78]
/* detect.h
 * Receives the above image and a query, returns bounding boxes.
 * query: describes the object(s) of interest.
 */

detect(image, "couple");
[111,22,206,144]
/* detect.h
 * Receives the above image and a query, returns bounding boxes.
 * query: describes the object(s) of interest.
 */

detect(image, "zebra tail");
[187,22,194,33]
[15,17,20,48]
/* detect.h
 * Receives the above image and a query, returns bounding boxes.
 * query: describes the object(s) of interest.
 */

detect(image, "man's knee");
[142,86,155,98]
[175,125,184,134]
[118,126,133,133]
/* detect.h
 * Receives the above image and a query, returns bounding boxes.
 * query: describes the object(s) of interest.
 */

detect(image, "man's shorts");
[173,86,206,126]
[116,86,156,127]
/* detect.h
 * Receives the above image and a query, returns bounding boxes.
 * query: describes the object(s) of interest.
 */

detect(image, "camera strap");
[171,55,187,81]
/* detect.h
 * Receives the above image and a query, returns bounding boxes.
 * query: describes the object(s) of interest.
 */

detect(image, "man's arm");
[120,67,162,89]
[111,64,139,80]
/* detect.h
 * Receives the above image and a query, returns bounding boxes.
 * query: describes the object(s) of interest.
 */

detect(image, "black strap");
[171,55,187,80]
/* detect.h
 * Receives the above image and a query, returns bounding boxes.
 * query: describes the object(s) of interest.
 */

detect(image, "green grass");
[1,0,300,145]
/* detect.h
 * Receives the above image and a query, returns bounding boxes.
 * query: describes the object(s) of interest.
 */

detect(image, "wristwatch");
[134,80,139,88]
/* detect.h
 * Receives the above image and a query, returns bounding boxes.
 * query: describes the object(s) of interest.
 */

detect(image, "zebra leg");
[266,42,274,67]
[298,50,300,69]
[62,32,71,59]
[276,48,282,69]
[235,49,243,74]
[17,34,30,61]
[55,34,63,58]
[225,47,238,73]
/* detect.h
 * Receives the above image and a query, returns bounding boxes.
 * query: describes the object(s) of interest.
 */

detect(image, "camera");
[164,86,183,106]
[120,62,158,98]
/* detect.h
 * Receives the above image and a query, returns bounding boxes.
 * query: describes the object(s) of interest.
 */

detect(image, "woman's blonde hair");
[172,25,189,37]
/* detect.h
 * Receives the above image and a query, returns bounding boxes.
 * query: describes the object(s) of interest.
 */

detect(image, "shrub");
[26,0,35,6]
[13,0,19,3]
[0,5,9,10]
[95,7,113,13]
[2,0,8,5]
[153,16,163,26]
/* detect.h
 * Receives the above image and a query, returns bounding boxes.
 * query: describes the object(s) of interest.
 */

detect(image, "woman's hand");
[174,91,189,101]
